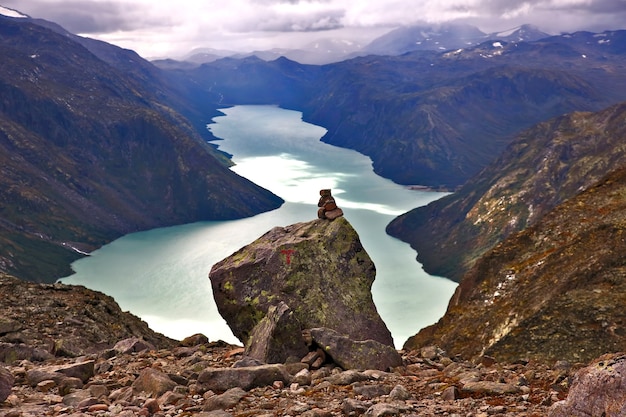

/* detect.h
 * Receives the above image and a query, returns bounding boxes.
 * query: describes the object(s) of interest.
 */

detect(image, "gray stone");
[420,345,442,360]
[203,387,247,411]
[461,381,521,395]
[131,368,177,397]
[26,360,94,386]
[285,362,309,376]
[353,383,392,399]
[441,385,460,401]
[389,384,411,401]
[309,328,403,371]
[114,337,155,354]
[62,389,92,407]
[0,318,22,335]
[0,366,13,402]
[26,369,59,387]
[180,333,209,347]
[232,357,265,368]
[292,368,312,386]
[343,398,370,415]
[325,369,370,385]
[198,364,291,392]
[53,338,86,357]
[54,360,95,383]
[209,218,394,347]
[0,343,53,364]
[244,302,308,364]
[364,403,400,416]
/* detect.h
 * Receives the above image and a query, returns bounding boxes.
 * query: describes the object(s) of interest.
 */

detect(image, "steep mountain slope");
[168,30,626,187]
[405,165,626,364]
[27,16,227,147]
[0,16,283,282]
[387,101,626,282]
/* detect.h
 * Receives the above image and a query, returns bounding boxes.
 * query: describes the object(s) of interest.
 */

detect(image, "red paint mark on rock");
[280,249,296,264]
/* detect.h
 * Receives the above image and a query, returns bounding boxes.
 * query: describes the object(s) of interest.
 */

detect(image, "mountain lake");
[61,105,458,348]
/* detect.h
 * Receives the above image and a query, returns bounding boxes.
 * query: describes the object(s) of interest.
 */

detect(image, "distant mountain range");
[156,23,551,66]
[363,23,550,56]
[160,29,626,188]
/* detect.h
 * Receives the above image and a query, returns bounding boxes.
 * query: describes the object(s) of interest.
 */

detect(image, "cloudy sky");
[4,0,626,59]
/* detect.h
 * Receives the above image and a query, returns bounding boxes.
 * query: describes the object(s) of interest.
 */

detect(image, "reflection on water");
[63,105,457,348]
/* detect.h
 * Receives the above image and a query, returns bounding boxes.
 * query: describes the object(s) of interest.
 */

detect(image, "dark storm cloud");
[462,0,622,14]
[5,0,626,58]
[2,0,169,34]
[235,0,344,32]
[251,10,344,32]
[443,0,626,34]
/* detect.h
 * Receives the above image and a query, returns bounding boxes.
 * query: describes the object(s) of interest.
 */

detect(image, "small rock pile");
[1,337,573,417]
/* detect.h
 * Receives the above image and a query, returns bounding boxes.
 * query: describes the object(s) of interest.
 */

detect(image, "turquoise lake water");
[62,105,457,348]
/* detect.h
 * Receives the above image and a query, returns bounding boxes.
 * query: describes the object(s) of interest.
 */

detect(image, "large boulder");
[209,217,394,347]
[549,353,626,417]
[309,328,403,371]
[198,364,292,392]
[131,368,177,397]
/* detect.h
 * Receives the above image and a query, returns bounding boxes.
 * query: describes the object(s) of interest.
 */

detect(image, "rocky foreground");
[0,273,604,417]
[2,333,573,417]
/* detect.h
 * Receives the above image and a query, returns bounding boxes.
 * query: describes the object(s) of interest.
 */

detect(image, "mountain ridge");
[387,101,626,282]
[405,163,626,364]
[162,29,626,188]
[363,23,550,56]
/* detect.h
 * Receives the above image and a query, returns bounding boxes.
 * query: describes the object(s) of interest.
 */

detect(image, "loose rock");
[309,327,403,371]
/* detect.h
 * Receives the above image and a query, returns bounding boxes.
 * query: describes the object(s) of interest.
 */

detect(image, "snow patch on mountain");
[0,5,27,18]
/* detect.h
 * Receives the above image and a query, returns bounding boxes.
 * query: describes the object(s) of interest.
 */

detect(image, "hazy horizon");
[3,1,626,59]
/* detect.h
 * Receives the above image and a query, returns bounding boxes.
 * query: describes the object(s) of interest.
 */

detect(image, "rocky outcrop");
[0,266,602,417]
[209,217,394,353]
[0,273,176,359]
[405,167,626,364]
[388,102,626,282]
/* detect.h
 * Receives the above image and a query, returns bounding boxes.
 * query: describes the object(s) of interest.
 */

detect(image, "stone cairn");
[317,189,343,220]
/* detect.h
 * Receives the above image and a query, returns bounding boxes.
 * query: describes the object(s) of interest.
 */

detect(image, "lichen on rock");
[209,217,394,354]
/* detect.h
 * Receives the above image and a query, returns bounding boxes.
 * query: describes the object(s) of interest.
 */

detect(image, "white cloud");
[4,0,626,58]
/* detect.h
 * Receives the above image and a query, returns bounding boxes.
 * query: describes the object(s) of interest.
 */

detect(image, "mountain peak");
[490,24,550,42]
